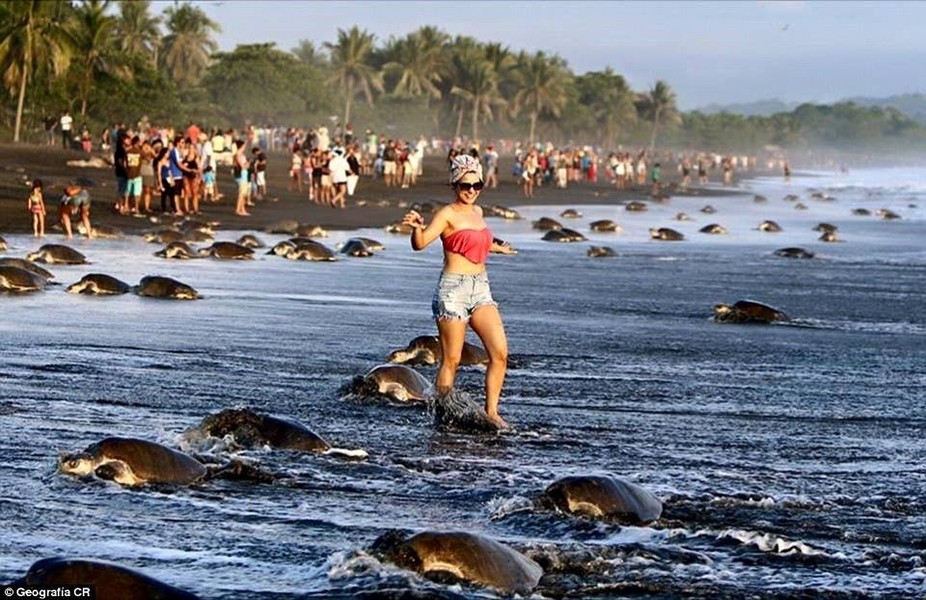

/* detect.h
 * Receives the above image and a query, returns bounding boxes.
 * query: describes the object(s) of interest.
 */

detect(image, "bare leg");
[80,206,92,238]
[468,304,509,429]
[435,318,467,395]
[61,214,72,239]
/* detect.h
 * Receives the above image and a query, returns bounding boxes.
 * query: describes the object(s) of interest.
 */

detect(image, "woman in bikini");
[402,154,517,430]
[180,139,200,215]
[27,179,46,237]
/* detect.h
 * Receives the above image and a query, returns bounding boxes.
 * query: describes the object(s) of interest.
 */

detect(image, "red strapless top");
[442,227,493,264]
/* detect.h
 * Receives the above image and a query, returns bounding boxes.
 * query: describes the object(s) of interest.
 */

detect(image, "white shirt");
[60,115,72,131]
[328,155,349,184]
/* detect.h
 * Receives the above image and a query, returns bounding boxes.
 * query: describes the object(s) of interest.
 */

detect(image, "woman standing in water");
[402,155,516,429]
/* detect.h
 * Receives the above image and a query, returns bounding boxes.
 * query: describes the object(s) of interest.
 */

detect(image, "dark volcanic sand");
[0,143,742,237]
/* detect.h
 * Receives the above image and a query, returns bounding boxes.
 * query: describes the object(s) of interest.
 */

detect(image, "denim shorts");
[432,272,497,321]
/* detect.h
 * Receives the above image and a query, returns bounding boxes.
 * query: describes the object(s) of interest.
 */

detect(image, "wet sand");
[0,143,745,237]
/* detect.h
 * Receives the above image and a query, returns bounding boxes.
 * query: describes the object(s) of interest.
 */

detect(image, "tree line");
[3,0,925,155]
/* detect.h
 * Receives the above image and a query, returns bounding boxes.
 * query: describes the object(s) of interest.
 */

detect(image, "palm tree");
[324,26,384,126]
[292,39,327,69]
[160,2,220,90]
[115,0,162,68]
[68,0,129,116]
[442,35,479,140]
[382,31,444,107]
[0,0,71,142]
[577,68,637,149]
[511,51,568,146]
[450,48,506,141]
[415,25,449,58]
[643,80,680,151]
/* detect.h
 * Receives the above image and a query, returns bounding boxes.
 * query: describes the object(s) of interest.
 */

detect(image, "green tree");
[511,51,569,145]
[115,0,161,68]
[92,61,179,125]
[160,2,219,90]
[201,43,329,126]
[0,0,72,142]
[382,30,445,107]
[68,0,130,116]
[324,26,383,126]
[575,68,636,149]
[641,80,680,151]
[449,43,506,140]
[292,39,327,69]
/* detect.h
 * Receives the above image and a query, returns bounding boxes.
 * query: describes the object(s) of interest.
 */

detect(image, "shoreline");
[0,143,756,238]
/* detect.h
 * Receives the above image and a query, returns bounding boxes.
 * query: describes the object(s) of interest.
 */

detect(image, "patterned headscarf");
[449,154,484,185]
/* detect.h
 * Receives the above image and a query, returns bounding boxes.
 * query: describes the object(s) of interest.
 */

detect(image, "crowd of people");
[33,109,796,240]
[506,143,781,198]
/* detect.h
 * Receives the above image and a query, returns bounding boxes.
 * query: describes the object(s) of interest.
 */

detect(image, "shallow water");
[1,168,924,598]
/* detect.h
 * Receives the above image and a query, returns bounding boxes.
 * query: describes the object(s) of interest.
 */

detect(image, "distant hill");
[845,93,926,124]
[697,94,926,124]
[696,99,797,116]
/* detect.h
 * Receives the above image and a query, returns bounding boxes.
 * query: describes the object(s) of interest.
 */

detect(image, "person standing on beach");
[521,149,538,198]
[123,136,143,214]
[155,139,177,214]
[233,140,251,216]
[328,148,350,208]
[251,147,268,201]
[382,140,397,187]
[484,144,499,189]
[27,180,46,237]
[346,144,362,198]
[43,116,57,147]
[167,136,185,215]
[139,139,157,213]
[113,133,129,212]
[401,154,517,430]
[180,139,201,215]
[289,143,304,193]
[59,111,72,149]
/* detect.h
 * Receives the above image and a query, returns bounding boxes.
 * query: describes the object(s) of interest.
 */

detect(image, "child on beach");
[27,180,46,237]
[202,166,216,202]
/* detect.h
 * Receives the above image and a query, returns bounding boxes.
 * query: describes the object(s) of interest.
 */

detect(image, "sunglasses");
[456,181,484,191]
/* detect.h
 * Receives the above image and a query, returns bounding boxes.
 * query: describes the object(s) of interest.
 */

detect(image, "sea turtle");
[371,530,543,594]
[713,299,790,324]
[0,266,48,292]
[133,275,200,300]
[649,227,684,241]
[541,475,663,524]
[65,273,131,295]
[26,244,88,265]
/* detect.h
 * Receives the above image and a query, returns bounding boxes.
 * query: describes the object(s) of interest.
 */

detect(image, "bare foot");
[487,413,511,431]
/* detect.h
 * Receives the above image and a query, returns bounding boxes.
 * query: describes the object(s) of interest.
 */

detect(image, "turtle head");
[385,349,410,364]
[713,303,734,317]
[58,452,95,477]
[370,530,420,570]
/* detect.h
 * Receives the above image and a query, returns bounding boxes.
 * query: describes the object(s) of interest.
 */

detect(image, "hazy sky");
[184,0,926,110]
